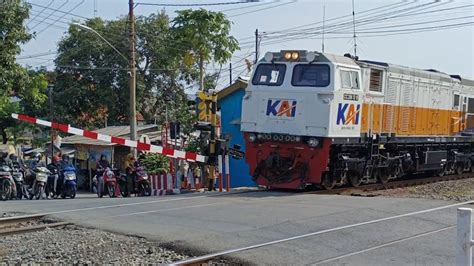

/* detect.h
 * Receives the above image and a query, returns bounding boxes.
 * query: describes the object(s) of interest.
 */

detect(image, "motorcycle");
[135,166,152,197]
[0,164,15,201]
[60,165,77,199]
[118,166,151,197]
[29,166,50,200]
[96,167,117,198]
[11,163,28,200]
[46,167,60,199]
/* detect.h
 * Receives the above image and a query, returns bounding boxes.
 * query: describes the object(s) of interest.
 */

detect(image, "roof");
[62,124,160,146]
[217,77,249,102]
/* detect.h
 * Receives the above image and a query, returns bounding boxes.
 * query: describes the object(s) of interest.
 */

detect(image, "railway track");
[310,172,474,195]
[0,214,70,236]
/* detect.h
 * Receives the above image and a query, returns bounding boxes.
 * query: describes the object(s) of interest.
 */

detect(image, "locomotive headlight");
[291,52,299,60]
[307,137,320,147]
[295,136,302,142]
[248,133,257,142]
[284,52,292,60]
[257,133,264,139]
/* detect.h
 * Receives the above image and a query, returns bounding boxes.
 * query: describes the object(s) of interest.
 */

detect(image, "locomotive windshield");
[252,64,286,86]
[292,64,330,87]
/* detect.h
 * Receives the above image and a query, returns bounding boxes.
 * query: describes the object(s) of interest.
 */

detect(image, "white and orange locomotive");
[241,50,474,189]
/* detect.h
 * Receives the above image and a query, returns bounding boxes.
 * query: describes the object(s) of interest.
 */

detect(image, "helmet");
[53,155,61,163]
[33,153,42,162]
[62,155,70,163]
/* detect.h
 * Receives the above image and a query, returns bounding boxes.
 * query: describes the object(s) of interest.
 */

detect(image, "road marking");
[106,202,224,218]
[171,200,474,265]
[0,195,208,221]
[310,225,455,265]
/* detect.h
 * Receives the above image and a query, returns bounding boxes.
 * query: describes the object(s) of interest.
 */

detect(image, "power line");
[229,0,296,18]
[27,1,90,20]
[219,1,275,12]
[135,1,256,7]
[26,0,54,26]
[36,0,85,34]
[28,0,70,30]
[17,51,57,59]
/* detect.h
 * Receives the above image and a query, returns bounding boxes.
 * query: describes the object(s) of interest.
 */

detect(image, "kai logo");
[336,103,361,125]
[266,99,297,118]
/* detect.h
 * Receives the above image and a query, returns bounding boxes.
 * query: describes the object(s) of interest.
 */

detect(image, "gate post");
[457,208,473,266]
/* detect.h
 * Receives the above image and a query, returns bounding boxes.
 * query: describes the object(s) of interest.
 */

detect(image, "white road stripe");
[310,225,455,265]
[106,203,223,218]
[171,200,474,265]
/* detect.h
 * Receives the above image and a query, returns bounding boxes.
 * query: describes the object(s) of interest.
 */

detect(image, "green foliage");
[0,1,49,144]
[172,9,239,91]
[140,153,169,174]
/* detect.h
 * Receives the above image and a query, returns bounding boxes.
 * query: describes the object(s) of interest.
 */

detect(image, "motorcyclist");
[46,155,61,199]
[124,153,136,196]
[95,154,111,194]
[26,153,44,187]
[59,155,75,187]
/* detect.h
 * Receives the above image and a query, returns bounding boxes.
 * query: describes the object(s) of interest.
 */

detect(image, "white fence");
[457,208,474,266]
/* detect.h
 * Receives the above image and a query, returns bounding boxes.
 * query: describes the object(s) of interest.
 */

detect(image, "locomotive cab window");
[453,94,460,109]
[291,64,330,87]
[369,69,383,92]
[340,70,359,90]
[252,64,286,86]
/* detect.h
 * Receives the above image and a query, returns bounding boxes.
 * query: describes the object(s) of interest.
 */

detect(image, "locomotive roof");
[319,53,360,68]
[360,59,474,86]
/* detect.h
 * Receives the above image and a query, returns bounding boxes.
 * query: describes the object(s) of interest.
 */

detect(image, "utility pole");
[48,85,54,163]
[229,63,232,86]
[254,29,259,64]
[128,0,137,155]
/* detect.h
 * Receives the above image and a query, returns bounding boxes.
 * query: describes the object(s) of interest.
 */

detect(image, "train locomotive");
[241,50,474,190]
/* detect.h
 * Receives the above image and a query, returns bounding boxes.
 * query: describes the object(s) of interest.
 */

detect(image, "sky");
[18,0,474,89]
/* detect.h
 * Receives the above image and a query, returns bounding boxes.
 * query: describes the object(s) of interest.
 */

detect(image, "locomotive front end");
[241,51,363,189]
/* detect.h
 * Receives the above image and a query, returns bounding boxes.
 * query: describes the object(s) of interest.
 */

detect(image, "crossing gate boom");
[11,113,207,163]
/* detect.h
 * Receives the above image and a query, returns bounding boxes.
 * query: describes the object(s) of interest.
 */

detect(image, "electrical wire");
[27,1,90,20]
[28,0,70,30]
[36,0,85,34]
[219,1,275,13]
[135,1,256,7]
[26,0,54,26]
[229,0,296,18]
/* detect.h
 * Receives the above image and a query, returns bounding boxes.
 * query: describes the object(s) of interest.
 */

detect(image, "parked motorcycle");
[0,164,15,201]
[11,162,28,200]
[29,166,50,200]
[96,167,117,198]
[60,165,77,199]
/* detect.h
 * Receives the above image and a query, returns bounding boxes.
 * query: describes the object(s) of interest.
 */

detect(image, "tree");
[53,11,197,132]
[0,1,49,143]
[172,9,239,91]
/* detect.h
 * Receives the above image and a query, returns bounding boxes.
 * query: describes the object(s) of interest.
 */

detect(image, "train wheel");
[377,169,389,184]
[320,173,335,190]
[455,163,464,175]
[348,171,362,187]
[438,165,447,177]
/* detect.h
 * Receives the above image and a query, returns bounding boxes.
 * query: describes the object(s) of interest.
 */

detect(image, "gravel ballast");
[0,225,188,264]
[358,178,474,202]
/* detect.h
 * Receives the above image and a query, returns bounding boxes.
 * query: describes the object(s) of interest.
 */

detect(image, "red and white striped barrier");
[150,173,177,196]
[11,113,206,163]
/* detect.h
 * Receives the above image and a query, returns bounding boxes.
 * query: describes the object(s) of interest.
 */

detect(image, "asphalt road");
[1,191,473,265]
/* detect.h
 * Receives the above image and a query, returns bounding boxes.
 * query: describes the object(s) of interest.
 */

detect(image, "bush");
[140,153,169,174]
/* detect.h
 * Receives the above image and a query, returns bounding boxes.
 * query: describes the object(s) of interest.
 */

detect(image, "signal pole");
[128,0,137,155]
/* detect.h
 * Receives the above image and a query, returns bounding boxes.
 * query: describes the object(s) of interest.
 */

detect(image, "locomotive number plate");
[343,94,359,101]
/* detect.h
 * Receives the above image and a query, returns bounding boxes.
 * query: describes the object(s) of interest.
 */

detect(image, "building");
[61,124,161,190]
[217,77,255,187]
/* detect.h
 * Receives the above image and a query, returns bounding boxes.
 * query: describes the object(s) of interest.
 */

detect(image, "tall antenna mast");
[93,0,98,17]
[322,4,326,53]
[351,0,357,56]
